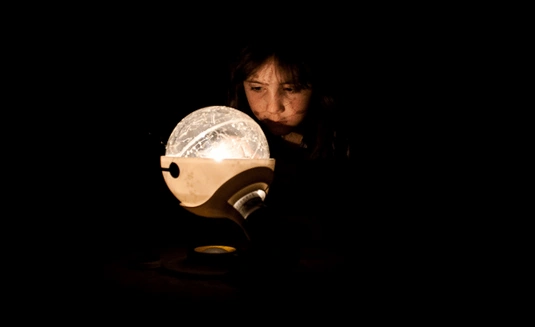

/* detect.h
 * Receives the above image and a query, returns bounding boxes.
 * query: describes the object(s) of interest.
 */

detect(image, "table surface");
[95,245,352,307]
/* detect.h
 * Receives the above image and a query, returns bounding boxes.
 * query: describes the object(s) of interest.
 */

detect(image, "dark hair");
[227,40,346,160]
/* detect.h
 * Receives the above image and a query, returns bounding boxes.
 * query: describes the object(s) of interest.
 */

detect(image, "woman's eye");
[250,86,262,92]
[283,85,302,93]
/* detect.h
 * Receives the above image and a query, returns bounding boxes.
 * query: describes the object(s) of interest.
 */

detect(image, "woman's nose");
[265,93,284,114]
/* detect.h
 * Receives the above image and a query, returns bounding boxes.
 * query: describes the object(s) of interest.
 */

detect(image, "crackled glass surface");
[165,106,270,160]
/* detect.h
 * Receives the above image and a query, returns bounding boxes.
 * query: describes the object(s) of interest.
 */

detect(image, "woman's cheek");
[246,93,260,110]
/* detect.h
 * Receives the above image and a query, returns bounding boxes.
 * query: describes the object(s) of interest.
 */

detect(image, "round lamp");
[161,106,275,228]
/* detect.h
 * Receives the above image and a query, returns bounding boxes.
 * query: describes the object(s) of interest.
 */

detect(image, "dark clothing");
[242,126,355,270]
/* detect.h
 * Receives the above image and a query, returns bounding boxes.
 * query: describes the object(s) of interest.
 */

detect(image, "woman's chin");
[267,126,293,136]
[260,120,297,136]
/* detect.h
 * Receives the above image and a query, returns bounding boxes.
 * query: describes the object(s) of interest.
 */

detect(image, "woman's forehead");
[247,58,294,83]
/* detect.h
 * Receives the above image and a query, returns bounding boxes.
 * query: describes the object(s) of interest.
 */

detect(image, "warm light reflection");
[194,245,236,253]
[205,136,256,161]
[207,141,234,162]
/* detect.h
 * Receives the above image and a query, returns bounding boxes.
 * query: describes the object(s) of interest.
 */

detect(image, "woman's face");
[243,58,312,136]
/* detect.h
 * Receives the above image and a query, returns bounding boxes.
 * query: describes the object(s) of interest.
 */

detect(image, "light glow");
[165,106,270,160]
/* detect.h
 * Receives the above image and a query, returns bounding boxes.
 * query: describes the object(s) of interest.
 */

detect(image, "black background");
[87,34,355,260]
[60,22,458,264]
[12,7,494,318]
[72,28,369,262]
[36,12,476,309]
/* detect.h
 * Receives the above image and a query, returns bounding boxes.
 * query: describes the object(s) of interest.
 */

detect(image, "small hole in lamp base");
[194,245,236,254]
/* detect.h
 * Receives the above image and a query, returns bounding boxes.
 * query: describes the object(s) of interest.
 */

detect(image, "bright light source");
[165,106,270,160]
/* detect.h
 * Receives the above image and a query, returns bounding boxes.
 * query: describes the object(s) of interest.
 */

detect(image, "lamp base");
[162,245,239,277]
[161,242,300,280]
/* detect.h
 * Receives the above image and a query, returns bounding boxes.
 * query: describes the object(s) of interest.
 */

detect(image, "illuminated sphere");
[165,106,270,160]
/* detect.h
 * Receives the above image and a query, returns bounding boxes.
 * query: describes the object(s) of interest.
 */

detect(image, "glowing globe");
[165,106,270,161]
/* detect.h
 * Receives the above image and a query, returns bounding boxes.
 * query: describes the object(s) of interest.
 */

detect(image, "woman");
[227,39,351,163]
[226,40,353,260]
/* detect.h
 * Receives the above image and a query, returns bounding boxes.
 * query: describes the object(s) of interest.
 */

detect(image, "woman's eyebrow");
[245,79,294,85]
[245,79,267,84]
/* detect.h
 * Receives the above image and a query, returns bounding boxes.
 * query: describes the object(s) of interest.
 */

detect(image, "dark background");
[84,34,248,259]
[68,31,365,311]
[10,8,495,319]
[89,39,345,251]
[78,30,367,262]
[43,18,474,314]
[68,25,456,264]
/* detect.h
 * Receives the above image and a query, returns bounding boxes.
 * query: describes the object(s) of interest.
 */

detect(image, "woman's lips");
[262,119,292,135]
[262,119,287,126]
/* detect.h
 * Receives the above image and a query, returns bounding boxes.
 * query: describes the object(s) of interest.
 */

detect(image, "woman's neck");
[280,131,304,146]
